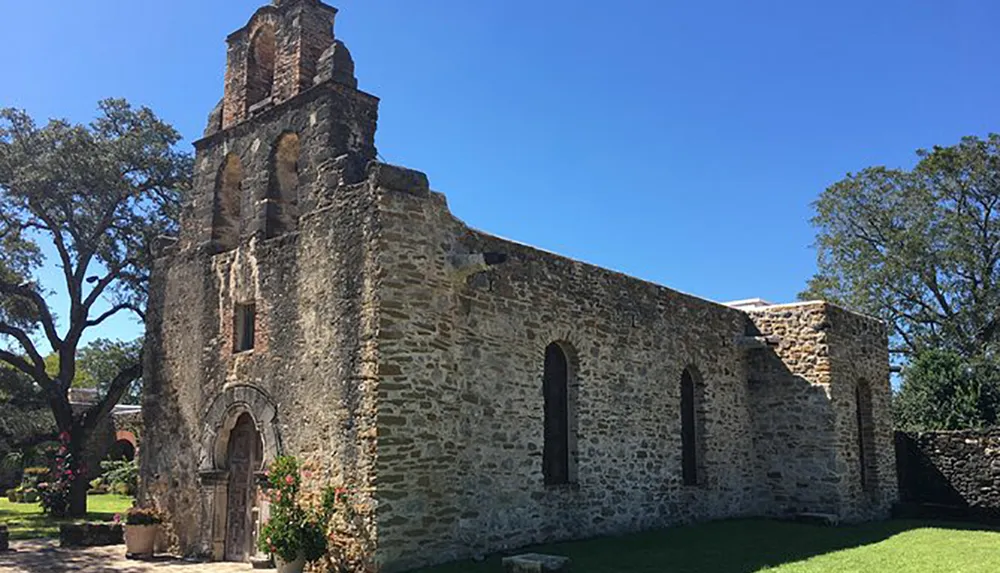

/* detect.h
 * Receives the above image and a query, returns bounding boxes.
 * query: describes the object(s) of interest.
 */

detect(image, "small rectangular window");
[234,303,256,353]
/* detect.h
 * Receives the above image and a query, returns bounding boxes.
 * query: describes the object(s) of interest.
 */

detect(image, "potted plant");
[258,456,327,573]
[123,507,163,559]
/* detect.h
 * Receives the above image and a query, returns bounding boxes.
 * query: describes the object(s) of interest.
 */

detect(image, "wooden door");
[225,413,262,562]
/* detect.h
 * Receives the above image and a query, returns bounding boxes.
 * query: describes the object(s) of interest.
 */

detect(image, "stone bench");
[59,522,124,547]
[502,553,571,572]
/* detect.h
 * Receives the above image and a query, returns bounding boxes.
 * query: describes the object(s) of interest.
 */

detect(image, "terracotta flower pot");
[124,524,158,558]
[275,553,306,573]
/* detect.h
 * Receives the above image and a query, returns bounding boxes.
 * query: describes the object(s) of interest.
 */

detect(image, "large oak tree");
[804,134,1000,429]
[0,99,191,515]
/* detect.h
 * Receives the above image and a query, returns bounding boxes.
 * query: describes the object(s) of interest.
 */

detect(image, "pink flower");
[284,475,294,485]
[58,431,71,444]
[113,514,122,524]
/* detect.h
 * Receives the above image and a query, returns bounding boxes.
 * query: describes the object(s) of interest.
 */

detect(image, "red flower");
[58,431,71,444]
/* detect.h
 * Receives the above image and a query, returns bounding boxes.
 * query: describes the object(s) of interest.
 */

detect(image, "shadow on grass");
[0,507,121,540]
[412,518,1000,573]
[0,494,132,540]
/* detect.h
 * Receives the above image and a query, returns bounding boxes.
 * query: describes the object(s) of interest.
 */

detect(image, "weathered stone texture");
[746,304,896,522]
[141,1,897,571]
[897,430,1000,514]
[371,183,762,570]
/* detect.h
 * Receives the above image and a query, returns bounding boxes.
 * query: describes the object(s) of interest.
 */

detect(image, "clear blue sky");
[2,0,998,344]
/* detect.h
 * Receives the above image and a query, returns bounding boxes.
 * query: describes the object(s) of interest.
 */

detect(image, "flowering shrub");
[123,507,163,526]
[257,456,377,571]
[258,456,327,564]
[38,431,85,516]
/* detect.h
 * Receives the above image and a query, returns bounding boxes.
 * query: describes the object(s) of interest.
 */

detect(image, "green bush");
[100,458,138,496]
[5,488,15,502]
[88,477,109,495]
[19,466,50,489]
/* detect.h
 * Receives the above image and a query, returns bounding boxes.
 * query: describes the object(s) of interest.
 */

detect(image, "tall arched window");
[680,367,703,486]
[856,380,877,491]
[265,133,301,238]
[212,154,243,253]
[246,26,276,111]
[543,342,575,485]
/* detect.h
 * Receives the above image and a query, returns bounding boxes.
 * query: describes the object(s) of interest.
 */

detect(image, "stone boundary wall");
[896,430,1000,514]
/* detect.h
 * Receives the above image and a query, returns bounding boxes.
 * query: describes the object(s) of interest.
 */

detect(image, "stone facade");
[140,1,897,571]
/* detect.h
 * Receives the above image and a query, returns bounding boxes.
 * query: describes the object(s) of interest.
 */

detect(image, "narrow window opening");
[543,342,572,485]
[247,26,276,111]
[681,367,701,486]
[212,155,243,253]
[265,133,301,238]
[856,381,877,491]
[234,303,256,353]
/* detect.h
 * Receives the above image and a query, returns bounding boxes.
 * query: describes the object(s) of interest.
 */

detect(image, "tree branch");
[81,358,142,432]
[0,279,62,351]
[85,303,141,328]
[0,322,47,375]
[0,349,48,388]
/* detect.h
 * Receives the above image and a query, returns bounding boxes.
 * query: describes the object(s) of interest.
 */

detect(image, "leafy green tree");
[894,349,1000,431]
[0,99,191,515]
[44,338,144,405]
[803,134,1000,359]
[804,134,1000,430]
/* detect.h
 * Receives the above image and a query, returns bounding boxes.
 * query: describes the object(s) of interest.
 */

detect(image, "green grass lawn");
[0,494,133,540]
[414,519,1000,573]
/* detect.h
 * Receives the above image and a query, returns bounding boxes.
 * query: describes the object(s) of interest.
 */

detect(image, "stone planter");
[275,554,306,573]
[125,524,158,559]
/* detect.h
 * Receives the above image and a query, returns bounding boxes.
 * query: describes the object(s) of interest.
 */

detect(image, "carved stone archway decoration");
[196,385,282,561]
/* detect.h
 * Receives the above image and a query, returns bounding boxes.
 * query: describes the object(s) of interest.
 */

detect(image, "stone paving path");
[0,541,257,572]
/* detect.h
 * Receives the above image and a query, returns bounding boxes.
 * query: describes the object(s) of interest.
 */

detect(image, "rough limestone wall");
[141,242,213,554]
[141,86,380,557]
[746,303,894,522]
[371,165,758,572]
[897,430,1000,512]
[746,304,839,517]
[824,305,896,521]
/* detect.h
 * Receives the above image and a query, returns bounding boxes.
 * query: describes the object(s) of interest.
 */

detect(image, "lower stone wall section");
[896,430,1000,514]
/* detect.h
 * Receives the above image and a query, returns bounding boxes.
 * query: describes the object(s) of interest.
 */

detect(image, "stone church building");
[140,0,898,570]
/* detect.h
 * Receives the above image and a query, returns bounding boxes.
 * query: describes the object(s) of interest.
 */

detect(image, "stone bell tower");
[191,0,379,253]
[220,0,344,129]
[142,0,382,563]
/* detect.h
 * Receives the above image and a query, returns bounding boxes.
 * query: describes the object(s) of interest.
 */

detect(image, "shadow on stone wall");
[895,430,1000,524]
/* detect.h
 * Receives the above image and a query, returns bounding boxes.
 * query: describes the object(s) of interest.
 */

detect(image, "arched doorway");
[224,413,263,562]
[108,439,136,461]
